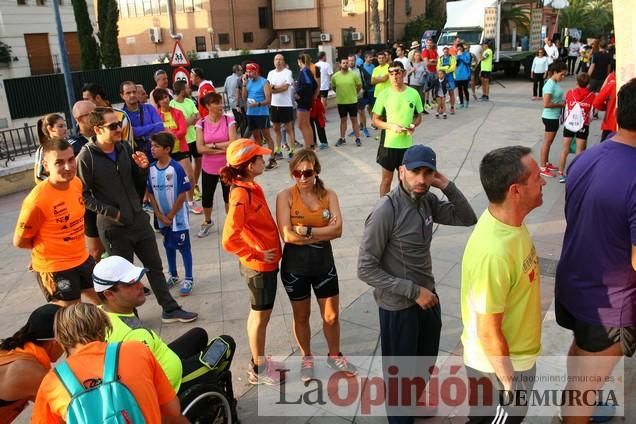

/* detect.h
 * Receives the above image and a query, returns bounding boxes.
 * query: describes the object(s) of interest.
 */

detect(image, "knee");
[322,312,339,327]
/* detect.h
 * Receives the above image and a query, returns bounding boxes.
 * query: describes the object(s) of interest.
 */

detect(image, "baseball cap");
[402,145,437,171]
[72,100,96,119]
[26,304,62,341]
[93,256,147,293]
[226,138,272,167]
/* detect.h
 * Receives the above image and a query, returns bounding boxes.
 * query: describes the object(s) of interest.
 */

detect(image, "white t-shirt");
[395,57,412,84]
[544,44,559,64]
[316,60,333,91]
[267,68,294,107]
[568,42,581,57]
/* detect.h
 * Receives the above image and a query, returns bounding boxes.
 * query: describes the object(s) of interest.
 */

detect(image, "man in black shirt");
[588,40,611,93]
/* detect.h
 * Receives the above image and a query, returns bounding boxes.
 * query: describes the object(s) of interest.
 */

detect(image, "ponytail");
[36,113,65,145]
[314,175,327,199]
[219,156,258,186]
[0,324,35,351]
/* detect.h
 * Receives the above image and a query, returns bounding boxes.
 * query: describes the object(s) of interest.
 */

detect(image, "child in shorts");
[147,132,195,296]
[432,70,449,119]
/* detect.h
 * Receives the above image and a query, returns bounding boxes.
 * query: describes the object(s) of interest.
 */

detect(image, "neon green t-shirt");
[372,86,423,149]
[331,70,362,105]
[103,309,183,391]
[372,64,390,98]
[460,209,541,373]
[481,48,493,72]
[170,98,198,143]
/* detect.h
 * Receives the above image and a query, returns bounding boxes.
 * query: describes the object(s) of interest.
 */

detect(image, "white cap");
[93,256,147,293]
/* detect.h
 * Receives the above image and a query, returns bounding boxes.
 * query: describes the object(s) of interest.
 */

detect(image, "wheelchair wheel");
[180,383,234,424]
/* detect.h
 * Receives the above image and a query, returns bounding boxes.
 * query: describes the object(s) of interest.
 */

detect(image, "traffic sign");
[170,41,190,67]
[172,66,191,87]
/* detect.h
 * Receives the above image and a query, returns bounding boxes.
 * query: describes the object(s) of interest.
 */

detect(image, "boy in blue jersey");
[147,132,194,296]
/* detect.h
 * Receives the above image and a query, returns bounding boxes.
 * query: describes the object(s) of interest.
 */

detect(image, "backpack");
[563,92,592,133]
[54,343,146,424]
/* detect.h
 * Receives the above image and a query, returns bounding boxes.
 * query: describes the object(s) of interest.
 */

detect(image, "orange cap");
[226,138,272,166]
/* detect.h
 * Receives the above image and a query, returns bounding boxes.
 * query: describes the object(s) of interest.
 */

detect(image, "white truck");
[435,0,543,77]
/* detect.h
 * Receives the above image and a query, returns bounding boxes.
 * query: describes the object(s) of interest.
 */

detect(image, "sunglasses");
[292,169,315,179]
[100,121,122,130]
[388,68,404,74]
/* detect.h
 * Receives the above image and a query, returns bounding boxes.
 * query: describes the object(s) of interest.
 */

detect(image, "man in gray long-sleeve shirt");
[357,144,477,424]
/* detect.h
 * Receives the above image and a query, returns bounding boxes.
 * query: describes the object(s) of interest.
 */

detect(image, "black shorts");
[247,115,270,130]
[170,151,189,162]
[270,106,293,124]
[357,95,370,110]
[556,300,636,357]
[239,263,278,311]
[377,144,408,172]
[563,125,590,140]
[480,70,491,79]
[188,141,201,159]
[319,90,329,98]
[337,103,358,118]
[542,117,560,133]
[281,267,339,301]
[35,256,96,302]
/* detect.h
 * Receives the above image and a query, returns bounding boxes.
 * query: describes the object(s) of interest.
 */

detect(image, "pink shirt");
[196,115,235,175]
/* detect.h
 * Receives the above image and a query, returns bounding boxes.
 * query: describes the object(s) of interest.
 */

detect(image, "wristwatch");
[212,142,217,149]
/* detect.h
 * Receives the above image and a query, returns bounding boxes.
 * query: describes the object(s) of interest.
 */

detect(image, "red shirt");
[592,73,617,132]
[421,48,438,73]
[565,87,596,127]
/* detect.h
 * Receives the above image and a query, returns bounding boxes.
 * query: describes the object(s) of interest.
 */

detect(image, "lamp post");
[51,0,75,127]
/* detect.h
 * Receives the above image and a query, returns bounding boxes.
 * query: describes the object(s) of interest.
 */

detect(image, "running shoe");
[288,151,294,159]
[558,172,566,183]
[362,127,371,137]
[443,113,448,119]
[179,279,193,296]
[188,201,203,215]
[142,202,154,214]
[300,355,314,382]
[319,142,329,150]
[193,186,202,201]
[281,143,290,151]
[197,220,214,238]
[265,159,278,170]
[347,130,355,137]
[450,108,455,115]
[247,357,286,385]
[335,138,346,147]
[458,103,464,109]
[370,124,378,130]
[545,162,559,171]
[435,113,440,119]
[465,101,469,108]
[166,275,180,288]
[326,352,358,377]
[161,307,198,323]
[274,151,284,160]
[540,167,556,178]
[355,138,362,147]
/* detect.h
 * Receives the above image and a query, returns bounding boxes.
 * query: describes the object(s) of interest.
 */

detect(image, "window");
[36,0,45,5]
[195,36,206,52]
[309,31,322,48]
[117,0,167,17]
[258,7,270,29]
[174,0,194,13]
[294,30,306,48]
[218,33,230,45]
[341,28,354,47]
[243,32,253,43]
[17,0,26,4]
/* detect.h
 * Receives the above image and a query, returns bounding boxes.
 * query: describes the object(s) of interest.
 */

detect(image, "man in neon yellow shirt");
[461,145,546,422]
[372,60,423,196]
[480,41,493,100]
[371,51,391,98]
[332,57,363,147]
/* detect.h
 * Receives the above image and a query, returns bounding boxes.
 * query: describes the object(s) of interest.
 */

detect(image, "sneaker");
[443,113,448,119]
[319,142,329,150]
[247,357,286,385]
[424,103,432,111]
[188,201,203,215]
[458,103,464,109]
[281,143,290,151]
[166,275,180,288]
[274,151,284,160]
[142,202,154,214]
[197,220,214,238]
[362,127,371,137]
[288,151,294,159]
[558,172,566,183]
[265,159,278,170]
[161,307,198,323]
[335,138,346,147]
[347,130,355,137]
[326,352,358,377]
[450,108,455,115]
[435,113,440,119]
[193,186,202,202]
[472,94,478,101]
[370,124,378,130]
[540,167,556,178]
[546,162,558,171]
[179,279,193,296]
[300,355,314,382]
[465,101,469,108]
[355,138,361,147]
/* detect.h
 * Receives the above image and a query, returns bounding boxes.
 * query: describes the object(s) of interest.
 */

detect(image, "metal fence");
[4,49,318,120]
[0,123,38,166]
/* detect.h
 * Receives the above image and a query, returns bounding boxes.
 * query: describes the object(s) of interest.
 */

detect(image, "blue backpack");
[54,342,146,424]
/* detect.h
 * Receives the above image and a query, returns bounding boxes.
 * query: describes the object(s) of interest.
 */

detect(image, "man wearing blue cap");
[358,144,477,423]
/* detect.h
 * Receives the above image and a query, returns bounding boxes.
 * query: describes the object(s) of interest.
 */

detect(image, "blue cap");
[402,144,437,171]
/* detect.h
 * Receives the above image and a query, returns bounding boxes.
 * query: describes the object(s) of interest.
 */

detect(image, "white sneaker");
[197,220,214,238]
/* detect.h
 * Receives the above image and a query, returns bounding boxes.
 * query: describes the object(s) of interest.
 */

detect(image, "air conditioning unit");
[319,33,331,42]
[149,27,162,44]
[351,32,363,41]
[280,34,291,44]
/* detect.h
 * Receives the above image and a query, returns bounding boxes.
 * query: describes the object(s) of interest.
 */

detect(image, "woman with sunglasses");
[275,149,356,382]
[221,139,283,386]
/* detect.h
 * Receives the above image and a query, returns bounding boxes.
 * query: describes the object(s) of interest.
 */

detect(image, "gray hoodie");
[357,181,477,311]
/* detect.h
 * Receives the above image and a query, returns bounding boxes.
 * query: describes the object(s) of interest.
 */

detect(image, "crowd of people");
[0,38,633,424]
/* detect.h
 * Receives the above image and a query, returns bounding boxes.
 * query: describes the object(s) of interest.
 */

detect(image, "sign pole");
[52,0,76,127]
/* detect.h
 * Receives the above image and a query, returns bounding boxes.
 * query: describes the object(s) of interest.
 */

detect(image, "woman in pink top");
[195,92,238,237]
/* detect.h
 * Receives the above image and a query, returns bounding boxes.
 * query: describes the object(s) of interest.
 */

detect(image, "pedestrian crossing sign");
[170,41,190,67]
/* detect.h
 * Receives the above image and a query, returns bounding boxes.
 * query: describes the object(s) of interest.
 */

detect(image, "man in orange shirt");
[13,139,99,306]
[32,303,187,423]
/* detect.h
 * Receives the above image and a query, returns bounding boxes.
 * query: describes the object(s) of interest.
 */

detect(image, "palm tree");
[370,0,381,43]
[501,5,531,36]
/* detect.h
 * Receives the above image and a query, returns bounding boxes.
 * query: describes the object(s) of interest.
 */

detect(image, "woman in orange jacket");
[220,139,284,386]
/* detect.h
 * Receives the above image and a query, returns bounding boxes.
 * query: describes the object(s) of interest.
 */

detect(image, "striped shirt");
[147,159,191,232]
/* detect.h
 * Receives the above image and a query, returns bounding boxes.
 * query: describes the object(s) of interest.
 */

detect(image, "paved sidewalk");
[2,76,632,423]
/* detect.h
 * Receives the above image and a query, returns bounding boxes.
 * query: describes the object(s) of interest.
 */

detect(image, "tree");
[71,0,101,70]
[98,0,121,68]
[0,41,14,64]
[559,0,613,39]
[370,0,381,44]
[403,15,443,44]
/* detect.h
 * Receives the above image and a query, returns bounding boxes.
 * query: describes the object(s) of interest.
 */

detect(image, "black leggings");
[456,80,469,104]
[311,118,327,144]
[567,56,577,75]
[533,73,545,97]
[201,170,230,209]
